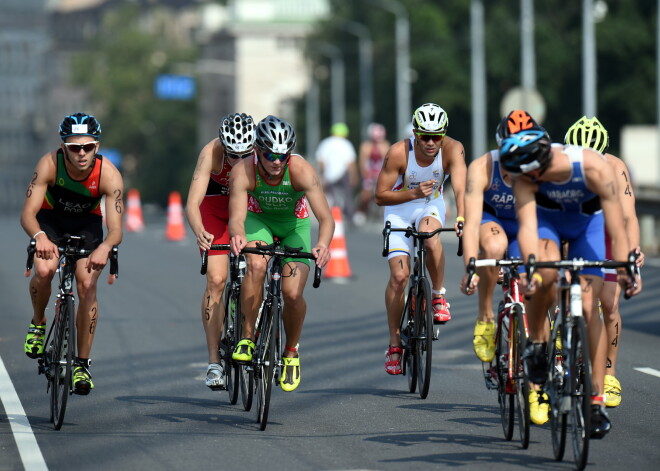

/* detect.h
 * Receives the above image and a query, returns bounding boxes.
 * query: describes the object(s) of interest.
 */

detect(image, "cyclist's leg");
[281,261,310,357]
[600,279,622,406]
[239,243,268,341]
[582,275,607,402]
[74,258,104,359]
[202,254,228,364]
[25,256,58,357]
[417,206,451,322]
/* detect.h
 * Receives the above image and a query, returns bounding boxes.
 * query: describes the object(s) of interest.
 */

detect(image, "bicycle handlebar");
[237,242,323,289]
[25,236,119,277]
[526,251,639,299]
[382,220,463,258]
[200,244,231,275]
[465,257,524,287]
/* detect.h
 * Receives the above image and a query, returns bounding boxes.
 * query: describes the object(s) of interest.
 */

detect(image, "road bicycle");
[466,257,530,448]
[201,245,253,410]
[240,240,321,430]
[527,252,637,470]
[382,220,462,399]
[26,235,118,430]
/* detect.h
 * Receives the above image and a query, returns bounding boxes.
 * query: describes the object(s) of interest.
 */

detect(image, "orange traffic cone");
[324,206,352,282]
[125,188,145,232]
[165,191,186,241]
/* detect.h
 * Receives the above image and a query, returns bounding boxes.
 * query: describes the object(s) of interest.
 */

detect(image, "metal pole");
[342,21,374,143]
[521,0,536,90]
[583,0,596,116]
[306,66,320,162]
[317,43,346,125]
[376,0,411,140]
[471,0,487,158]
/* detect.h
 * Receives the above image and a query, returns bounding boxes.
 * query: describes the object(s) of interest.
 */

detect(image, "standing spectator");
[354,123,390,226]
[316,122,359,222]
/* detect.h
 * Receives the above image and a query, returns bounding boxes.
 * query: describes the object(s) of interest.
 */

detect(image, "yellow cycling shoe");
[529,389,549,425]
[604,374,622,408]
[280,356,301,392]
[473,320,495,362]
[232,338,255,362]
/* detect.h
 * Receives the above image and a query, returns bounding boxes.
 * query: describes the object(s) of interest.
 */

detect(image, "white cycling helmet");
[255,115,296,154]
[219,113,255,154]
[412,103,448,134]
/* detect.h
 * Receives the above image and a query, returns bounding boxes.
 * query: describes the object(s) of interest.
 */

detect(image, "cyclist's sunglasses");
[63,141,98,153]
[415,132,444,143]
[261,150,290,162]
[225,150,252,160]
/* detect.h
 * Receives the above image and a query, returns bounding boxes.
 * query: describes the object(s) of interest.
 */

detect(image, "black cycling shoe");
[590,404,611,439]
[522,341,548,385]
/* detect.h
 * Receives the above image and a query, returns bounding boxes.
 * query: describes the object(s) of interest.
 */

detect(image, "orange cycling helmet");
[496,110,540,146]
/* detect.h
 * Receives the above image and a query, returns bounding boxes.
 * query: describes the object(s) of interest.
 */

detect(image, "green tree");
[70,3,199,206]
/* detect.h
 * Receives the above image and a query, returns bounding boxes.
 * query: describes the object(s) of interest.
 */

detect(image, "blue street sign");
[154,74,196,100]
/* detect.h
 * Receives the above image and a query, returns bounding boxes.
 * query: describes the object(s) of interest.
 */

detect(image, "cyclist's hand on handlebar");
[618,270,641,298]
[196,229,214,251]
[460,273,478,295]
[35,235,58,261]
[230,234,246,256]
[312,244,331,268]
[86,245,110,273]
[635,246,645,268]
[521,272,542,299]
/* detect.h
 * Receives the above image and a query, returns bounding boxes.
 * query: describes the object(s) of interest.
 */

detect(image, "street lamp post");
[316,42,346,125]
[583,0,596,116]
[341,21,374,143]
[372,0,411,140]
[471,0,487,158]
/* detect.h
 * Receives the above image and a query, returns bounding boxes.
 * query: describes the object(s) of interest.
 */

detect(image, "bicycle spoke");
[495,304,514,441]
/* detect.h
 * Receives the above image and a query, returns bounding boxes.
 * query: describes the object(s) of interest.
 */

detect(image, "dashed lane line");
[635,367,660,378]
[0,356,48,471]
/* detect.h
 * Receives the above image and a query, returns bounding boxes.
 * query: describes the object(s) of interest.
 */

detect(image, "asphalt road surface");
[1,214,659,471]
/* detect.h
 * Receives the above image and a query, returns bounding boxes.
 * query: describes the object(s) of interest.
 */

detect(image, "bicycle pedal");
[209,385,227,391]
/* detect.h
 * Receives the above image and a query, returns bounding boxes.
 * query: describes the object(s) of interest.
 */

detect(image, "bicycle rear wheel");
[51,297,74,430]
[495,303,514,441]
[513,304,530,449]
[256,300,278,430]
[222,287,240,405]
[569,317,591,471]
[415,278,433,399]
[400,288,417,393]
[548,313,567,461]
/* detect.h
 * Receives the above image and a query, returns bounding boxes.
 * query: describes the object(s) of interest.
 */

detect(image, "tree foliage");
[70,3,199,206]
[302,0,657,159]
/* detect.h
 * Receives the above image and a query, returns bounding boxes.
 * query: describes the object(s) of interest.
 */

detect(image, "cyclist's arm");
[291,156,334,267]
[608,154,643,265]
[374,140,423,206]
[512,176,539,264]
[443,137,467,222]
[462,153,489,265]
[186,139,217,250]
[87,159,124,272]
[228,157,252,255]
[20,152,58,259]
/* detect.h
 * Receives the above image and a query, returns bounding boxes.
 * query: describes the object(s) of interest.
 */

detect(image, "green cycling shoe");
[280,356,301,392]
[24,322,46,359]
[232,338,255,362]
[72,364,94,395]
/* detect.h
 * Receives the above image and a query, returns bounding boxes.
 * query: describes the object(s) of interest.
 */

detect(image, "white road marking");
[635,367,660,378]
[0,356,48,470]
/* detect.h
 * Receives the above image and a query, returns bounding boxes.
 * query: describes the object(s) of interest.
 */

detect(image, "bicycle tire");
[548,310,567,461]
[400,288,417,394]
[513,304,530,449]
[257,299,277,430]
[569,317,591,471]
[415,278,433,399]
[495,303,514,441]
[51,297,74,430]
[222,287,240,405]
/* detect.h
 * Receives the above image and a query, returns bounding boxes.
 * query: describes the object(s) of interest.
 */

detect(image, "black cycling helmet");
[59,112,101,140]
[499,129,552,175]
[219,113,255,154]
[495,110,541,146]
[255,115,296,154]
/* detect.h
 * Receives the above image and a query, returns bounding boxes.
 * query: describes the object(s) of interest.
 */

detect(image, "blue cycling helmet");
[499,129,552,175]
[59,112,102,140]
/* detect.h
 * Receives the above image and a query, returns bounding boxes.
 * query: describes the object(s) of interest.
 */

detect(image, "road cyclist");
[375,102,466,377]
[185,112,256,390]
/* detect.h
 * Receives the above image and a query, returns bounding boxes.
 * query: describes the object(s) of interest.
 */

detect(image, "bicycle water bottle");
[569,284,582,317]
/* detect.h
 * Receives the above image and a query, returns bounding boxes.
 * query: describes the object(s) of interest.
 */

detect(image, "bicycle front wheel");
[256,300,278,430]
[51,298,74,430]
[548,312,567,462]
[415,278,433,399]
[399,288,417,393]
[569,317,591,471]
[222,287,240,405]
[512,304,530,449]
